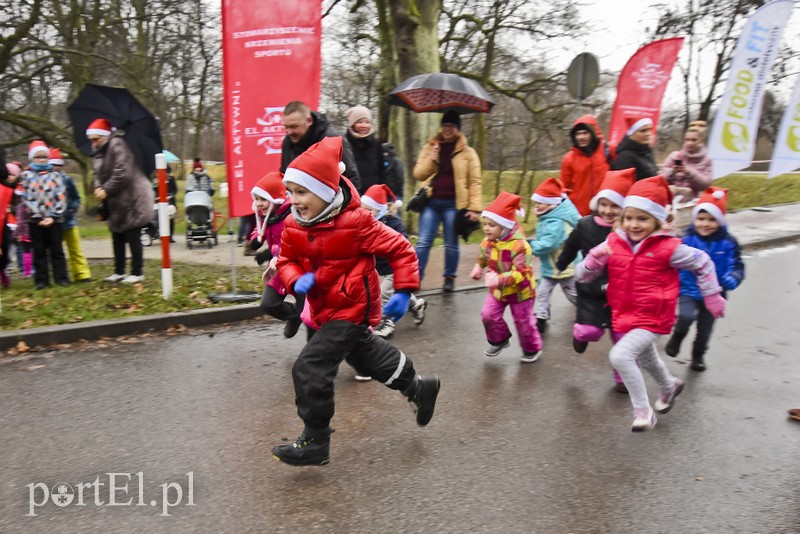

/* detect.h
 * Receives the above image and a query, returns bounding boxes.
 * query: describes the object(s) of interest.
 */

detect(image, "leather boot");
[690,351,707,371]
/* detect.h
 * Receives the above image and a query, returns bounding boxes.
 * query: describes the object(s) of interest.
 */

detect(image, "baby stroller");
[140,204,176,246]
[185,191,218,249]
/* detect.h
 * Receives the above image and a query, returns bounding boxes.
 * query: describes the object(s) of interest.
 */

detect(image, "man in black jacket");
[280,101,360,190]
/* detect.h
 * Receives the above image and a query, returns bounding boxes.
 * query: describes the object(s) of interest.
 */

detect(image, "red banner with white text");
[607,37,684,147]
[221,0,321,217]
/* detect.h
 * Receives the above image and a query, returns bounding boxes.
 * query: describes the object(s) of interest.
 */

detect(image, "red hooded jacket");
[277,177,419,327]
[559,115,611,216]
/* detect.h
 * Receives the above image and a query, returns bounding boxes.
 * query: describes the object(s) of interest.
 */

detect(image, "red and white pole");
[155,153,173,299]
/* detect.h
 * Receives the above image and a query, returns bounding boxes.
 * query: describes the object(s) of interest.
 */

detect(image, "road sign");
[567,52,599,101]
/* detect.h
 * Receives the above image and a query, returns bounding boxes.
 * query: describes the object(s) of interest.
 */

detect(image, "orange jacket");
[559,115,611,216]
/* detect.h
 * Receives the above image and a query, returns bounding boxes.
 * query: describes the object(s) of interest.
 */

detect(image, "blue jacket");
[376,213,407,276]
[679,225,744,300]
[61,173,81,230]
[529,198,580,279]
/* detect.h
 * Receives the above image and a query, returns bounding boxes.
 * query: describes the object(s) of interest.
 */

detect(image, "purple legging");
[481,293,542,353]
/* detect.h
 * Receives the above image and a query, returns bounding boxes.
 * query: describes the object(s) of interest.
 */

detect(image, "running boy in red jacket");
[272,137,440,466]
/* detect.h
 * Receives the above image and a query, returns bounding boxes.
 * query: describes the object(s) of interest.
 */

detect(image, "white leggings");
[609,328,677,410]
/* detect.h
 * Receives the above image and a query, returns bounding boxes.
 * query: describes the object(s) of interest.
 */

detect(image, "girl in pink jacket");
[576,177,725,432]
[248,172,303,338]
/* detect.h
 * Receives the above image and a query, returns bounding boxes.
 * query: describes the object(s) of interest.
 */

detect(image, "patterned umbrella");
[387,73,495,114]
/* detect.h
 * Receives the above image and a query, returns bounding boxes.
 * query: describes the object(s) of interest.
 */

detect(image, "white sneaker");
[120,274,144,284]
[520,350,542,363]
[354,375,372,382]
[104,273,126,283]
[373,317,395,338]
[410,297,427,326]
[485,339,510,357]
[631,407,657,432]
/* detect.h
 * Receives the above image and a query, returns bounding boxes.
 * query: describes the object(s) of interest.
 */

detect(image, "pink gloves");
[470,264,484,280]
[484,271,500,289]
[584,243,612,271]
[703,293,726,319]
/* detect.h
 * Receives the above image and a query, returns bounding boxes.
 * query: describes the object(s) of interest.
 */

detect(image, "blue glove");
[383,291,411,322]
[293,273,315,294]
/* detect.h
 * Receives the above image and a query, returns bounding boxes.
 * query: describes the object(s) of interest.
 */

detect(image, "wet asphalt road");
[1,244,799,533]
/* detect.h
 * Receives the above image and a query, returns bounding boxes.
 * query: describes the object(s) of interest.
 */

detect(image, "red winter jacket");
[560,115,611,216]
[277,177,420,327]
[606,232,681,335]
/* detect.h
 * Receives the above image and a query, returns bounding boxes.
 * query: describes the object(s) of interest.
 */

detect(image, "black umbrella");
[387,73,495,114]
[67,84,163,176]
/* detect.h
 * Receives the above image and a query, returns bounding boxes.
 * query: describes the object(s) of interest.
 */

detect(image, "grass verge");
[0,259,263,332]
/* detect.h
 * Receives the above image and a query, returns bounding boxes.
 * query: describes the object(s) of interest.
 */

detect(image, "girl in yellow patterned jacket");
[470,191,543,362]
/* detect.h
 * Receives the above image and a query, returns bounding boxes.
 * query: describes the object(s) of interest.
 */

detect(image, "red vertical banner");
[221,0,322,217]
[607,37,684,147]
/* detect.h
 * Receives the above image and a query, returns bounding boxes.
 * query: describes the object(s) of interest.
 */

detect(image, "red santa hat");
[626,115,653,137]
[251,171,286,204]
[692,186,728,225]
[362,184,401,212]
[28,140,50,160]
[531,177,568,205]
[589,168,636,211]
[282,136,346,203]
[482,191,524,229]
[86,118,113,137]
[623,176,673,222]
[48,147,65,166]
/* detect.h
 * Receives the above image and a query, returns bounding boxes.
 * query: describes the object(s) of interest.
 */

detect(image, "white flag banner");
[708,0,795,180]
[768,75,800,177]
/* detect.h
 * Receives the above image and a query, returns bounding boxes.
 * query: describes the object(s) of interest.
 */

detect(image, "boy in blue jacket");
[665,187,744,371]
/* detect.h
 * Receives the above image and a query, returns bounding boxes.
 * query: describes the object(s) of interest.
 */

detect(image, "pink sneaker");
[631,407,656,432]
[654,378,685,414]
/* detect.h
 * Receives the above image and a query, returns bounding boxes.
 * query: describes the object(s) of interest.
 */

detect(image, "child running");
[665,187,744,371]
[470,191,542,362]
[529,177,580,333]
[249,171,304,339]
[272,137,439,466]
[556,169,635,392]
[576,176,726,431]
[361,184,427,340]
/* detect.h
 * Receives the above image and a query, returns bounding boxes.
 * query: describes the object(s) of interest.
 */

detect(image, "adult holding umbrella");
[88,118,154,284]
[412,111,482,292]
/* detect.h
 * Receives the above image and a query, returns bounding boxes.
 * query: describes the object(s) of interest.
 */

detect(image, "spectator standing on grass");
[412,110,482,292]
[185,158,215,196]
[49,148,92,283]
[280,100,361,190]
[89,118,154,284]
[21,141,68,289]
[611,116,659,181]
[559,115,613,216]
[660,120,712,201]
[344,106,385,195]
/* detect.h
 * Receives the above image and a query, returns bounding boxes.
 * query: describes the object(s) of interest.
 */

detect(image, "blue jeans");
[415,198,459,280]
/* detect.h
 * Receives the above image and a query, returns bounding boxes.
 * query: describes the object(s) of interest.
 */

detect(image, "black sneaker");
[442,277,455,292]
[271,430,332,466]
[406,375,440,426]
[665,332,685,357]
[572,337,588,354]
[283,317,302,338]
[536,317,548,334]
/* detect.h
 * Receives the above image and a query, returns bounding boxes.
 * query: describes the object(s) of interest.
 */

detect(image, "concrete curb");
[2,232,798,352]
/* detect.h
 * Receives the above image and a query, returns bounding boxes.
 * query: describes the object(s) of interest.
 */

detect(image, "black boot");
[404,375,440,426]
[665,331,686,357]
[272,427,333,466]
[283,316,302,338]
[536,317,548,334]
[690,352,707,371]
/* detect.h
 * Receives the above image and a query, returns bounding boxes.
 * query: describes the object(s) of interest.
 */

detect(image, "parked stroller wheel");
[206,239,213,249]
[140,230,153,247]
[187,237,193,250]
